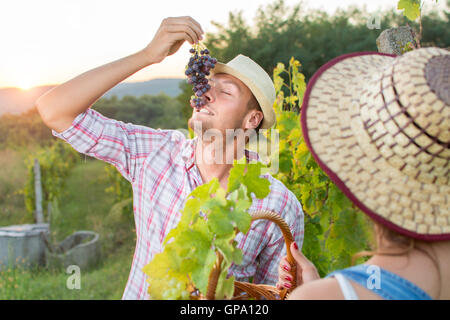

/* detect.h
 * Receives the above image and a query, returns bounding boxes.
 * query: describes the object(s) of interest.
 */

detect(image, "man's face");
[188,73,258,136]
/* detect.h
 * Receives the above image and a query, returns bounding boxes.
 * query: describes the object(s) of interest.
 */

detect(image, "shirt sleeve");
[51,108,176,183]
[228,188,305,287]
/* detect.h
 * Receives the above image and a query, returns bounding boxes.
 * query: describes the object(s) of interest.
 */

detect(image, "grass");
[0,243,133,299]
[51,158,116,241]
[0,148,30,226]
[0,156,136,299]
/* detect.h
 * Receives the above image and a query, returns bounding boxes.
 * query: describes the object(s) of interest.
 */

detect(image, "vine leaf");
[397,0,421,21]
[227,160,270,199]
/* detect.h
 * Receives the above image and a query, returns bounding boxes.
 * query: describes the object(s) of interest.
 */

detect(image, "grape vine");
[266,57,374,276]
[397,0,439,49]
[23,139,80,222]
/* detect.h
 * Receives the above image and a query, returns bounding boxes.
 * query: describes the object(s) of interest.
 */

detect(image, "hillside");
[0,78,185,116]
[101,78,184,99]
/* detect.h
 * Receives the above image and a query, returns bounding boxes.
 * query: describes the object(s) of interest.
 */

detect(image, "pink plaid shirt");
[52,108,304,300]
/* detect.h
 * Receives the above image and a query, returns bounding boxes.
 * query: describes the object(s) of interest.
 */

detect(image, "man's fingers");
[186,16,204,34]
[165,25,197,44]
[163,17,203,43]
[174,16,204,36]
[184,16,204,39]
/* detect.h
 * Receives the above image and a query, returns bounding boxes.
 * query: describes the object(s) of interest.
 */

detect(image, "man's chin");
[188,117,208,136]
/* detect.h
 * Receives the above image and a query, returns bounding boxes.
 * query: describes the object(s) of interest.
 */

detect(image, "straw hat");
[211,54,276,129]
[301,47,450,241]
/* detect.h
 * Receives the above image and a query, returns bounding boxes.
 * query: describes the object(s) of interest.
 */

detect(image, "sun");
[18,80,33,90]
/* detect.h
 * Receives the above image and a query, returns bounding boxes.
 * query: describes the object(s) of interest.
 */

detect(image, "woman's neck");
[365,241,450,299]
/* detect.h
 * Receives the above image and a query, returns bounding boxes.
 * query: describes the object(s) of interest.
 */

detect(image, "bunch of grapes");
[185,43,217,110]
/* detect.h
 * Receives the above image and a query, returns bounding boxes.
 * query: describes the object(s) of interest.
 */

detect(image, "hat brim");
[211,63,276,129]
[301,51,450,241]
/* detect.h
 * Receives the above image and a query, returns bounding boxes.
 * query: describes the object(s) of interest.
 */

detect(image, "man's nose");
[203,80,215,103]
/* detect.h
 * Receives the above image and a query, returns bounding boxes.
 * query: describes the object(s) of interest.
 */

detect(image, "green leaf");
[229,206,252,234]
[215,233,239,264]
[279,149,293,173]
[273,63,286,92]
[397,0,421,21]
[214,258,235,300]
[227,162,246,194]
[208,208,234,236]
[287,128,302,145]
[215,276,235,300]
[143,246,190,300]
[189,178,220,201]
[243,162,271,199]
[191,248,217,294]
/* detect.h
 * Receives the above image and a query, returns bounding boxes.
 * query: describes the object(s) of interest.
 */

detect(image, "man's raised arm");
[36,16,204,133]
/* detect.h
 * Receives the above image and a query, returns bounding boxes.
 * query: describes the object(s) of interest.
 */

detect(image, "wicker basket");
[190,210,298,300]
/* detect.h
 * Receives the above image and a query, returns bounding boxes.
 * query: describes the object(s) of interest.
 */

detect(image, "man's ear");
[245,110,264,130]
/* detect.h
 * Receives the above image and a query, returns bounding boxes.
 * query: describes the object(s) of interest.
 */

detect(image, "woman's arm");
[277,242,321,289]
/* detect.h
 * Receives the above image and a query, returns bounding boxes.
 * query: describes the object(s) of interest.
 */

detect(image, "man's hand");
[276,242,321,290]
[143,16,204,64]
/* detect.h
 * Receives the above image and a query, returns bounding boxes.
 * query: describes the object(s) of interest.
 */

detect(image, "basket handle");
[250,210,297,298]
[205,210,297,299]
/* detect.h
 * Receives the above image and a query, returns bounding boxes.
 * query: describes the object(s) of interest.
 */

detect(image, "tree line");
[0,93,186,150]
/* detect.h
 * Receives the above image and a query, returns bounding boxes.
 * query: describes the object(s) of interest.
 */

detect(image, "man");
[36,16,304,299]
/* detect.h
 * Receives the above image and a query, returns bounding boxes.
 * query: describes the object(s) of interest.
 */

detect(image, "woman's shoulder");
[288,265,384,300]
[287,277,346,300]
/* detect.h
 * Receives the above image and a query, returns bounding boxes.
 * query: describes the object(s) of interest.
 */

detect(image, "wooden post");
[47,201,52,224]
[34,158,44,224]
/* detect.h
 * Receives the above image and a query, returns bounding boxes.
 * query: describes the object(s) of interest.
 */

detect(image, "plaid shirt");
[52,108,304,300]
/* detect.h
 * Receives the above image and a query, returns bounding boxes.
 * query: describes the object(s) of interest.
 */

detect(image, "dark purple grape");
[185,45,217,109]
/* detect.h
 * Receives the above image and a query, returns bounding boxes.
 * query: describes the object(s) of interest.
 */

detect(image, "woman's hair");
[352,219,442,297]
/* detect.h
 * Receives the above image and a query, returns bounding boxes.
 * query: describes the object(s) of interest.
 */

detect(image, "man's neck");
[194,136,247,190]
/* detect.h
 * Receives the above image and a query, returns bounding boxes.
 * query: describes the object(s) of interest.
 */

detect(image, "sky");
[0,0,446,89]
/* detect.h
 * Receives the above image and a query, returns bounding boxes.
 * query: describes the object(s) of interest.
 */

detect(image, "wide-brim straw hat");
[301,47,450,241]
[211,54,276,129]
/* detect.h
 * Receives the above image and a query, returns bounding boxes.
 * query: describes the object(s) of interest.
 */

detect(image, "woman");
[277,47,450,300]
